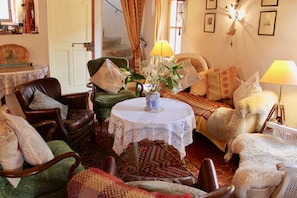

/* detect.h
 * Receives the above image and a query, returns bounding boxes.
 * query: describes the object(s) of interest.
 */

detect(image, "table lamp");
[260,60,297,125]
[150,40,174,63]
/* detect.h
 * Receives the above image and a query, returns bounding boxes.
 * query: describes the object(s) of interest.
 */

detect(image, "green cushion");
[93,89,136,119]
[0,140,84,198]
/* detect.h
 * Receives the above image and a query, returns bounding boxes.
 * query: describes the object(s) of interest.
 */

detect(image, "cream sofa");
[162,53,277,161]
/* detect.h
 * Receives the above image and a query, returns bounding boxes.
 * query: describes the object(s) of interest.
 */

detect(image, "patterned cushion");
[2,111,54,166]
[206,66,238,101]
[0,121,24,188]
[67,168,192,198]
[91,59,126,94]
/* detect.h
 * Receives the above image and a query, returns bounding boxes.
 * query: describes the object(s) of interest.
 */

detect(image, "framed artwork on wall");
[258,11,277,36]
[204,13,216,33]
[261,0,279,6]
[206,0,217,10]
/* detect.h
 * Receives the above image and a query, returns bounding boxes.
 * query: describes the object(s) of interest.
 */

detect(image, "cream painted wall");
[181,0,297,128]
[0,0,49,67]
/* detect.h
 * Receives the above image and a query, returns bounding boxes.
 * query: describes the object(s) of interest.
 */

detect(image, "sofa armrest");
[60,92,90,109]
[0,152,81,181]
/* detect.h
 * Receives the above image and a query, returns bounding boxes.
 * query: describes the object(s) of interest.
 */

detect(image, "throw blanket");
[67,168,192,198]
[231,133,297,198]
[161,90,230,120]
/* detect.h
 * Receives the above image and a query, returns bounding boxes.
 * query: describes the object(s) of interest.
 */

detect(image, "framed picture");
[261,0,279,6]
[204,13,216,33]
[258,11,277,36]
[206,0,217,10]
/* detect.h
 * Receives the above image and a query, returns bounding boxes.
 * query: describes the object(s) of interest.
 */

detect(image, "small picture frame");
[206,0,217,10]
[261,0,279,6]
[258,11,277,36]
[204,13,216,33]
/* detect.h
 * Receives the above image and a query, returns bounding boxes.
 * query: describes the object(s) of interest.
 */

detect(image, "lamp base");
[260,103,286,133]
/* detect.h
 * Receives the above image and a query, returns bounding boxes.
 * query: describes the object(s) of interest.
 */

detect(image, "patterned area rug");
[73,129,199,182]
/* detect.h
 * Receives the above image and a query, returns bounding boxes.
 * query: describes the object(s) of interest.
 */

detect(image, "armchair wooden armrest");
[0,152,81,181]
[60,92,90,109]
[200,185,235,198]
[32,120,57,141]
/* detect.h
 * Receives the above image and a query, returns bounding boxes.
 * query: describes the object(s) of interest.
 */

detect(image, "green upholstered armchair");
[0,120,85,198]
[87,56,136,130]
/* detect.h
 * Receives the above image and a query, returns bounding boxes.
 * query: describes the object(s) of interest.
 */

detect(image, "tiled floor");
[186,132,238,187]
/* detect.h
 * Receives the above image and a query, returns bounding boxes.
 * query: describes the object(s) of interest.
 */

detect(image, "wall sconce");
[226,1,244,21]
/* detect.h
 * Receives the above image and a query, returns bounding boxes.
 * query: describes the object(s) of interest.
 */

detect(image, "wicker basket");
[266,122,297,145]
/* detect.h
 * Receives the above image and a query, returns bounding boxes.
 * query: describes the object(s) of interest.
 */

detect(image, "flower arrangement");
[122,59,183,95]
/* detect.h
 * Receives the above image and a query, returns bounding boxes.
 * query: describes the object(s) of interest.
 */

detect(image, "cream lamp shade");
[261,60,297,85]
[260,60,297,125]
[150,40,174,57]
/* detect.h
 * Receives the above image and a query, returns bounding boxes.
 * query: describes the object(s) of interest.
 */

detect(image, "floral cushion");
[0,121,24,188]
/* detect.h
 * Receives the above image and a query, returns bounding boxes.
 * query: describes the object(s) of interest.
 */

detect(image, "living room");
[1,0,297,128]
[1,0,297,197]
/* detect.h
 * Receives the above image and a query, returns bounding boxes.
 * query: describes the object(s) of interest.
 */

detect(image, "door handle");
[72,42,94,51]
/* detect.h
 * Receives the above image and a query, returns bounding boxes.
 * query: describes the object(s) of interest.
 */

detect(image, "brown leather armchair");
[14,77,95,147]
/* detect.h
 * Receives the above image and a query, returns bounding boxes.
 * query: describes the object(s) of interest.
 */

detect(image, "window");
[0,0,21,25]
[169,0,184,54]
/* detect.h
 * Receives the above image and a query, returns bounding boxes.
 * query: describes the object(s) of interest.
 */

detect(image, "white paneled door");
[47,0,92,94]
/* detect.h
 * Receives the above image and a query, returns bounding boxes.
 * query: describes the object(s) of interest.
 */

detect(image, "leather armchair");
[14,77,95,147]
[87,56,136,130]
[0,120,85,198]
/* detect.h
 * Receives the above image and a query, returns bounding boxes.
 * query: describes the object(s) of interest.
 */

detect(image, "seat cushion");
[64,109,94,133]
[93,89,136,119]
[0,140,84,198]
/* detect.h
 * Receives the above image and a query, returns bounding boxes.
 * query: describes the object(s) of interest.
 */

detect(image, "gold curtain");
[121,0,146,72]
[153,0,162,43]
[153,0,171,42]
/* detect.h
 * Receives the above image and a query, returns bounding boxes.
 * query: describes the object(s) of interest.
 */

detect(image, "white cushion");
[233,72,262,109]
[178,59,201,91]
[2,111,54,166]
[0,120,24,188]
[29,89,68,120]
[91,59,126,94]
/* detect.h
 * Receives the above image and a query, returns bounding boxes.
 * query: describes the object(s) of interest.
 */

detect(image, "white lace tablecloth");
[108,97,196,159]
[0,65,48,96]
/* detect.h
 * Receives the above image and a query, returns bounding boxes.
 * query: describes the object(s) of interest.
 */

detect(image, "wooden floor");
[186,132,238,187]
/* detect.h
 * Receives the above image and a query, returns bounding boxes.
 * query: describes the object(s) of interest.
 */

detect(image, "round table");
[108,97,196,170]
